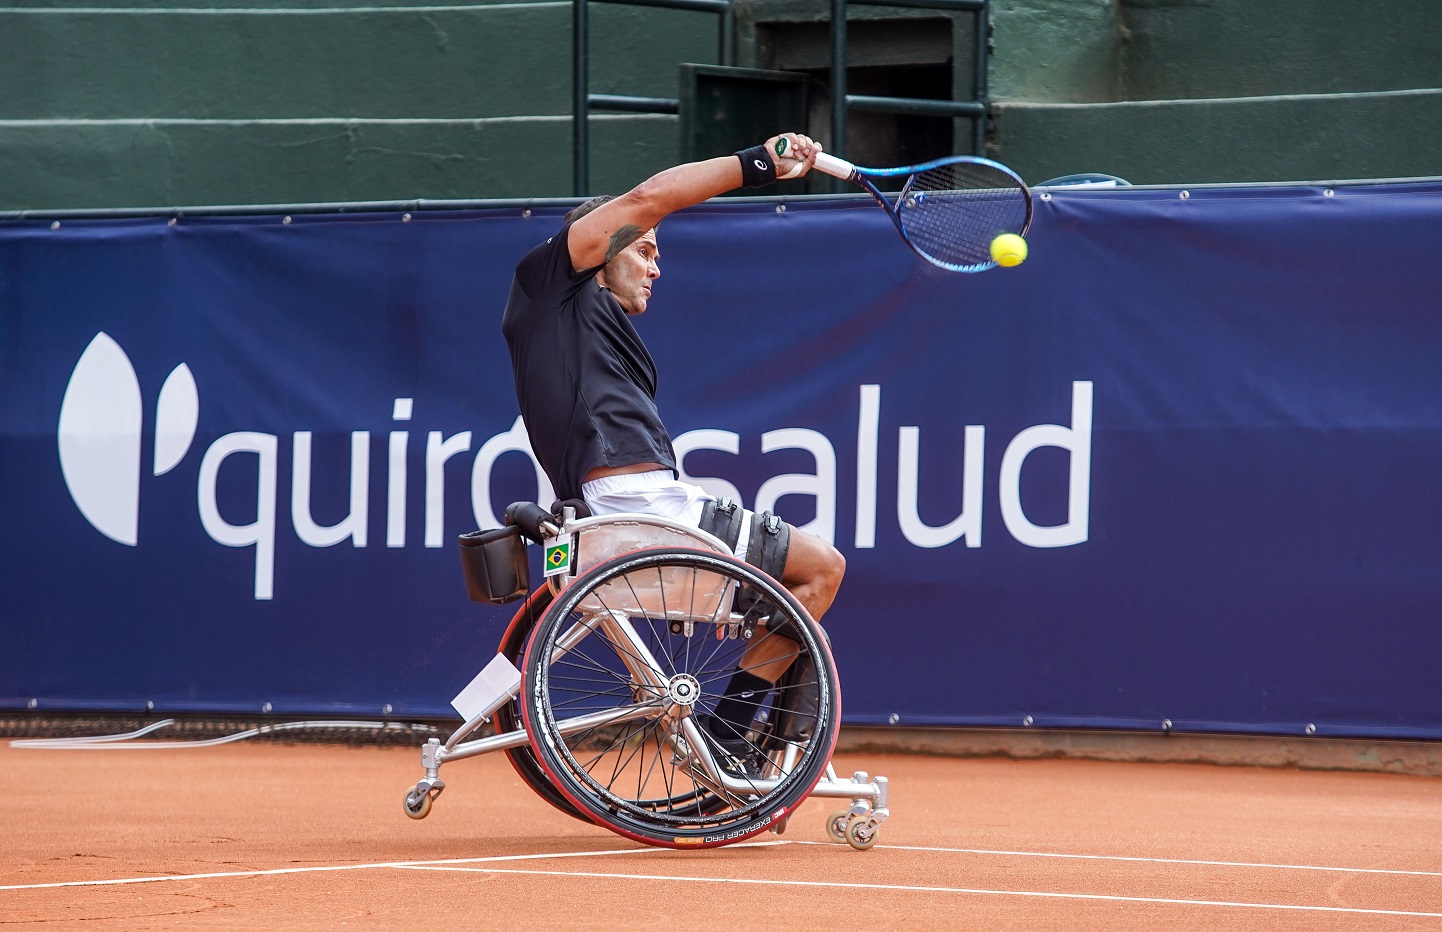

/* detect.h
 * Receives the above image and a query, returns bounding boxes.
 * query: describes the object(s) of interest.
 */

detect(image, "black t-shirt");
[501,222,677,502]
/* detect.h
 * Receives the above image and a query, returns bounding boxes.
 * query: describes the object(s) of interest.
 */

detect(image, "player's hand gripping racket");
[791,142,1033,273]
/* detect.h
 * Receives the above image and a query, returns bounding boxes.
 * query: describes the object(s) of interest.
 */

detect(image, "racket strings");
[898,163,1030,271]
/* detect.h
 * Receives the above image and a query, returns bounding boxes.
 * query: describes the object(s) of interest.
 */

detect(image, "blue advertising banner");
[3,181,1441,738]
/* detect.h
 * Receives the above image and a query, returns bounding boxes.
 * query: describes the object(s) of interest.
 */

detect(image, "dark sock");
[705,670,771,742]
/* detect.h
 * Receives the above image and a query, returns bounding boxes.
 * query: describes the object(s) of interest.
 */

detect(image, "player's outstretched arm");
[568,132,819,272]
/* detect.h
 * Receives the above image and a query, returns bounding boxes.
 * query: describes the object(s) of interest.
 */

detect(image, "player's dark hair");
[564,195,615,225]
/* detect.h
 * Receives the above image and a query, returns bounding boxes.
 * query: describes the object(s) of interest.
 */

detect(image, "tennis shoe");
[712,737,764,781]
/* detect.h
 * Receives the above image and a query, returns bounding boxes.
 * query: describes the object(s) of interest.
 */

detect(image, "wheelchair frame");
[404,507,890,850]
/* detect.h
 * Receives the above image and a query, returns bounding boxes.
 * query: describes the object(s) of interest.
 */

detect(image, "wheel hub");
[666,673,701,707]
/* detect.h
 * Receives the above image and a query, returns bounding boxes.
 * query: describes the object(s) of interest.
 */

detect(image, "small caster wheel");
[845,814,879,850]
[826,809,851,844]
[403,786,433,820]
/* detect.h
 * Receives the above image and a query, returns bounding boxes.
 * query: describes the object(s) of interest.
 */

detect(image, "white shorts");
[581,470,750,561]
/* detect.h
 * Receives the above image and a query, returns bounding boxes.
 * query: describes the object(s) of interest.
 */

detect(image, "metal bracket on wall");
[831,0,989,173]
[573,0,734,195]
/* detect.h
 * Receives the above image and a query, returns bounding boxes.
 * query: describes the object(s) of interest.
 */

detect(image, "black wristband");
[735,144,775,188]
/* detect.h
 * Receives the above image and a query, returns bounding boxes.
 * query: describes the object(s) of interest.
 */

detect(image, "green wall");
[0,2,712,209]
[987,0,1123,104]
[987,0,1442,185]
[3,0,1440,209]
[989,0,1442,104]
[0,116,679,209]
[993,89,1442,186]
[1122,0,1442,100]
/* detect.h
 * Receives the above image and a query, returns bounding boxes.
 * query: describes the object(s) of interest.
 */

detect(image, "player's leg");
[739,523,844,678]
[779,524,847,620]
[706,522,844,768]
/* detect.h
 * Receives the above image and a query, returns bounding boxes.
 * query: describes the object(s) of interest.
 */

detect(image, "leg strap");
[734,510,793,640]
[746,511,791,581]
[698,497,745,553]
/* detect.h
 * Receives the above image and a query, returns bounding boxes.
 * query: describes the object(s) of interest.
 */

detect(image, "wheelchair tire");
[520,546,840,849]
[493,585,589,823]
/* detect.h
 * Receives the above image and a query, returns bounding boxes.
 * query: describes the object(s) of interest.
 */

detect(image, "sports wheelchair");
[403,502,890,850]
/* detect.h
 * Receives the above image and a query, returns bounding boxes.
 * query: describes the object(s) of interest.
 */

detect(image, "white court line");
[393,865,1442,919]
[790,841,1442,879]
[0,841,789,892]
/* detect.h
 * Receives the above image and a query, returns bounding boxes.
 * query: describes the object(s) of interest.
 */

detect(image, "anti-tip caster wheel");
[403,786,433,820]
[844,814,879,851]
[826,809,852,844]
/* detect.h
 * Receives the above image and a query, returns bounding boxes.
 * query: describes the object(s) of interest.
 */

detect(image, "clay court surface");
[4,743,1442,929]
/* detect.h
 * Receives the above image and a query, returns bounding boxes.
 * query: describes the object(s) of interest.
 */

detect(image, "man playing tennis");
[502,132,843,772]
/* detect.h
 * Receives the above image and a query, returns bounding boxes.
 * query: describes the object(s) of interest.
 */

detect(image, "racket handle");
[810,151,856,180]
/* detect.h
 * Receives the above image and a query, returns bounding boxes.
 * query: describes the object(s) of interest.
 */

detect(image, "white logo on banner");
[58,332,198,546]
[57,332,1092,601]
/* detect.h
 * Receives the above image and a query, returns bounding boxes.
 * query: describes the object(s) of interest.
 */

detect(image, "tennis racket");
[798,146,1033,273]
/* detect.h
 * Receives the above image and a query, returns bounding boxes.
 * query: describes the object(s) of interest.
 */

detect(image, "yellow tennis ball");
[991,233,1028,267]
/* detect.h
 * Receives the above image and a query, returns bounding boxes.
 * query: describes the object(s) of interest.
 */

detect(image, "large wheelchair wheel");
[519,546,840,848]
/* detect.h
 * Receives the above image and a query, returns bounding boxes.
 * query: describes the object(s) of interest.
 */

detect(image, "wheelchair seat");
[550,512,734,620]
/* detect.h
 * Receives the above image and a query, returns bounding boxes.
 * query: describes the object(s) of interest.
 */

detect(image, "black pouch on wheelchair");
[457,526,530,604]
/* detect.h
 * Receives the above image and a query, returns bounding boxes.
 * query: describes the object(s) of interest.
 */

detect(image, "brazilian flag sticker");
[543,538,572,577]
